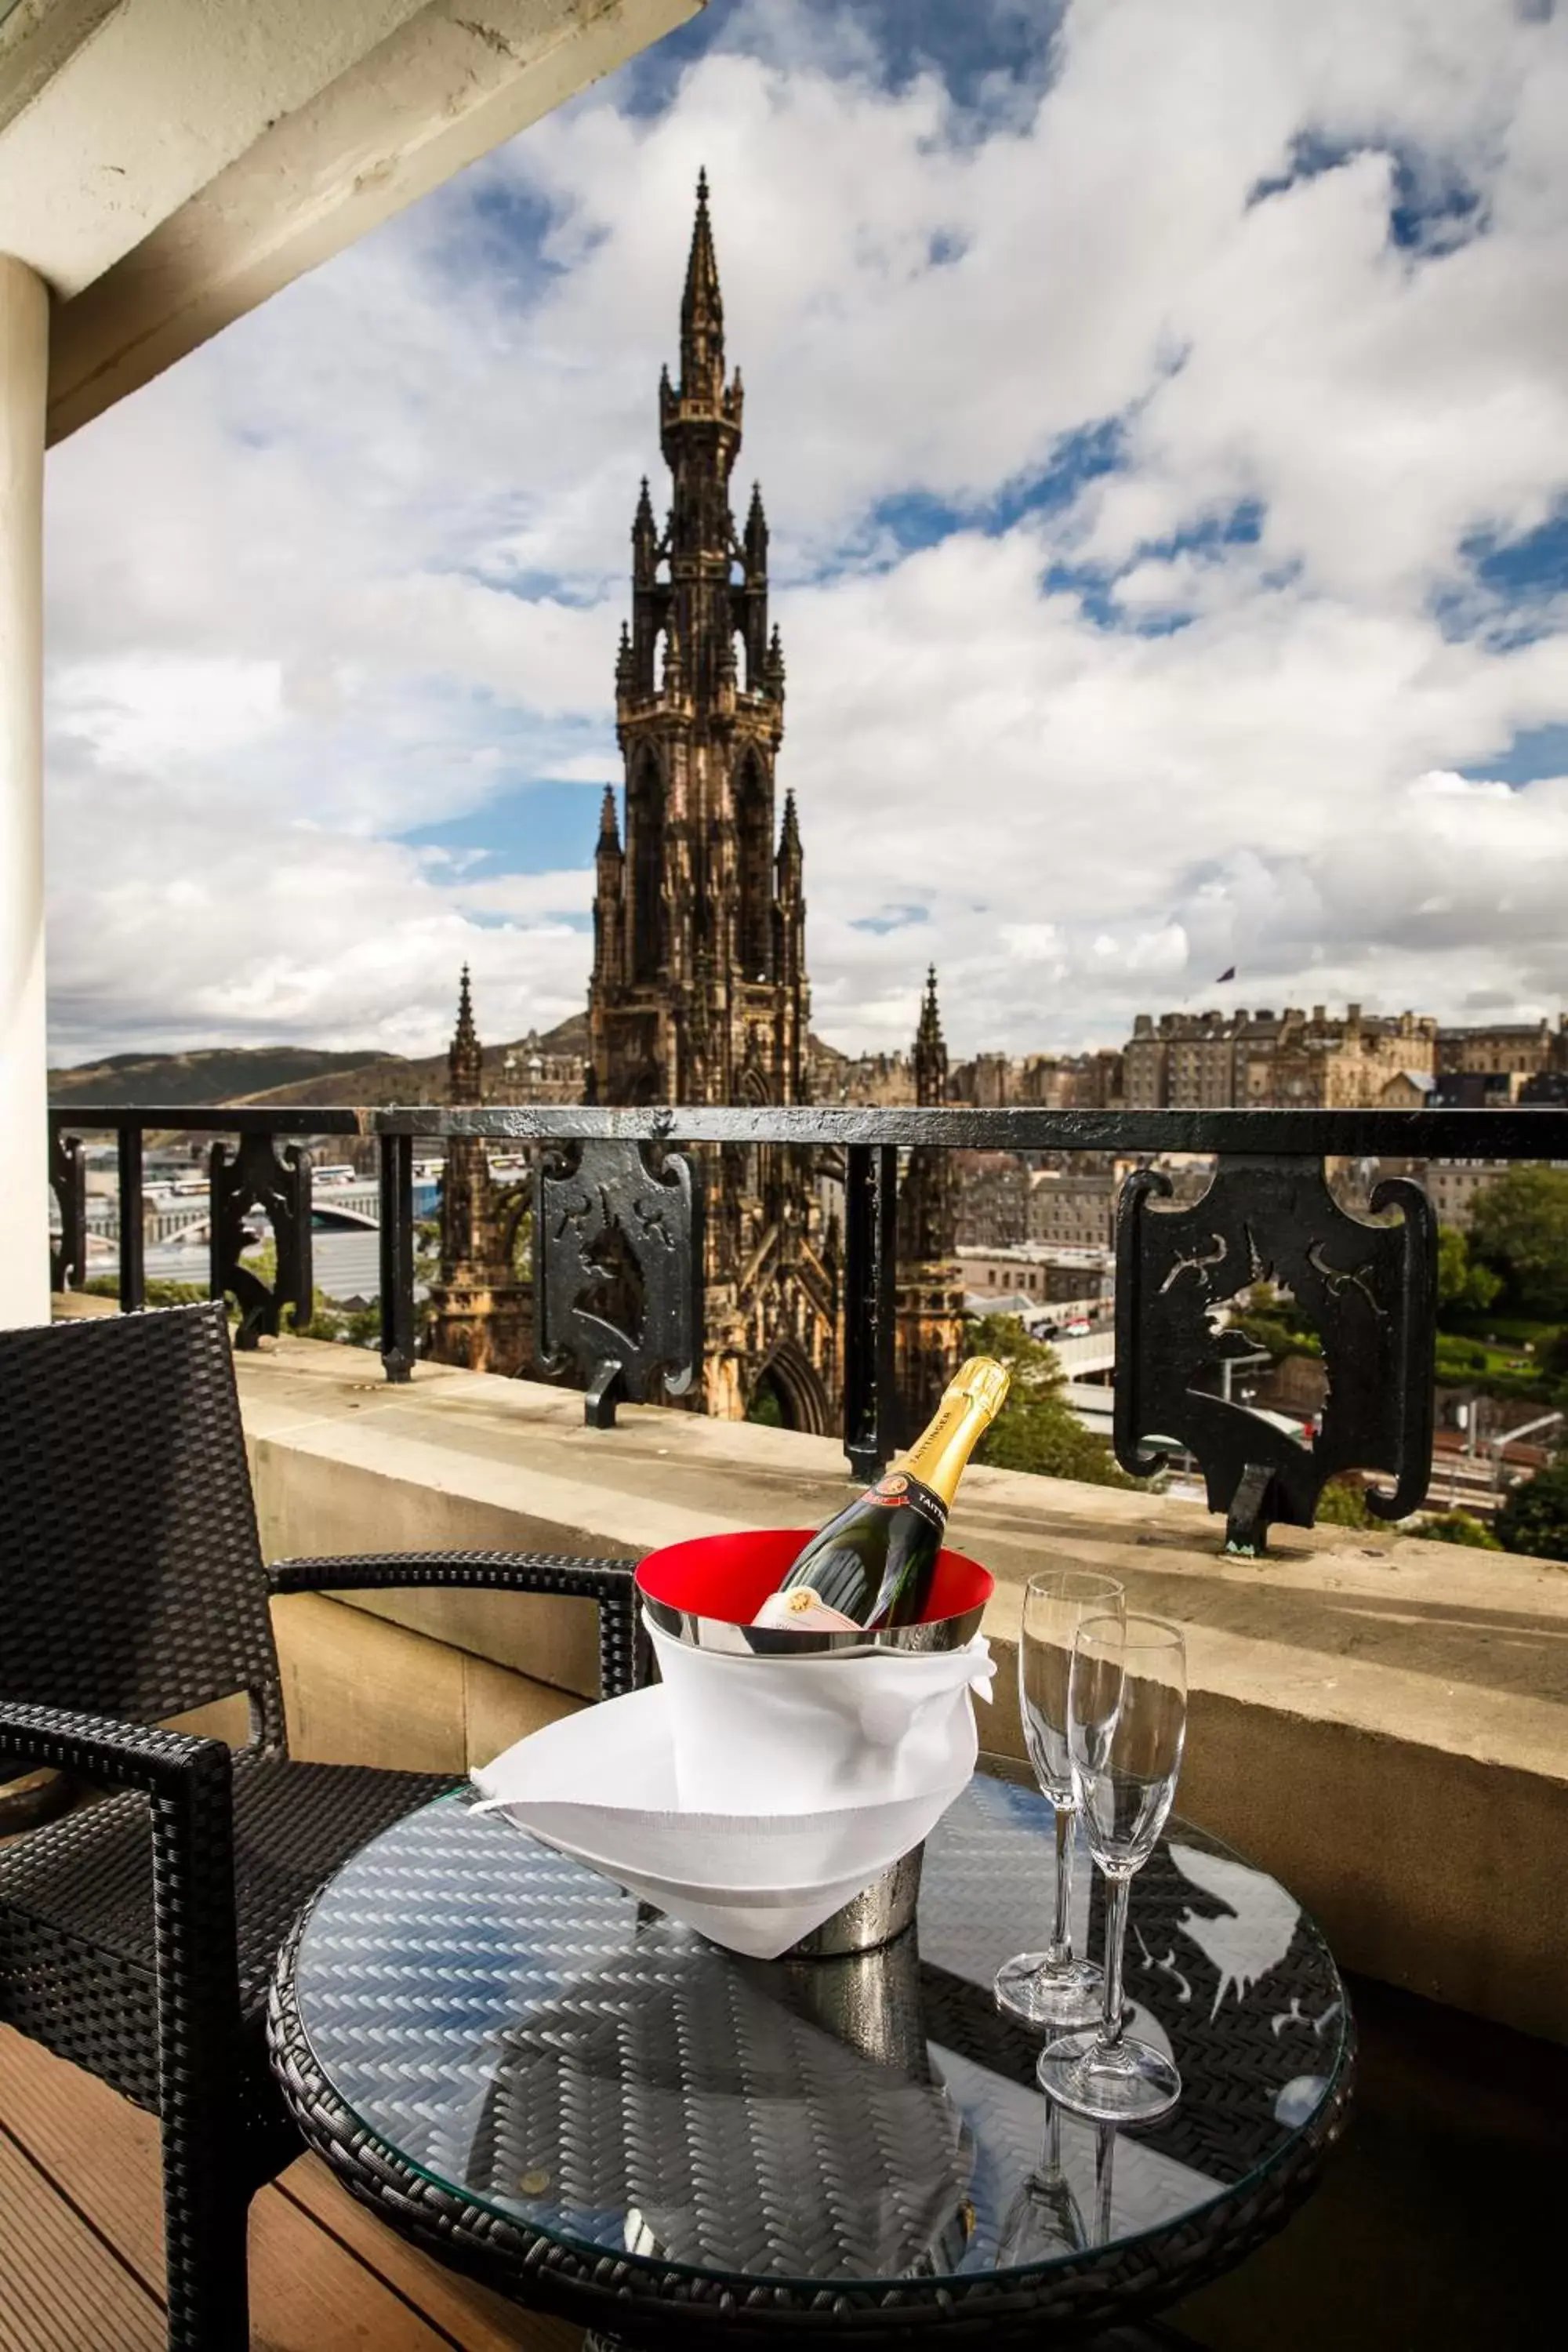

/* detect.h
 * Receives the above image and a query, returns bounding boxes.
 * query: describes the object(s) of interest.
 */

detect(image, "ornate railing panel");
[47,1128,85,1294]
[535,1139,703,1425]
[45,1102,1568,1544]
[376,1133,417,1383]
[210,1133,314,1348]
[1114,1156,1437,1554]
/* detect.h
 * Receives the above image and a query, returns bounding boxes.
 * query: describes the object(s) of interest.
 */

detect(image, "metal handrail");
[42,1102,1568,1152]
[45,1100,1567,1504]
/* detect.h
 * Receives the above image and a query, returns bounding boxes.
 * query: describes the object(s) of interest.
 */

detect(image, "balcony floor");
[0,2023,579,2351]
[2,1970,1562,2350]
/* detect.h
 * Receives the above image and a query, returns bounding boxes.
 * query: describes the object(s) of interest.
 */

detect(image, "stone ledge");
[234,1334,1568,2045]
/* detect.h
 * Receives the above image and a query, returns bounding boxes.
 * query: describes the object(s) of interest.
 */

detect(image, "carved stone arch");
[734,747,772,984]
[750,1334,832,1436]
[628,746,665,982]
[761,1345,832,1430]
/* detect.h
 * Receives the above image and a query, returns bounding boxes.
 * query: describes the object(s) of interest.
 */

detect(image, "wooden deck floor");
[0,2025,581,2352]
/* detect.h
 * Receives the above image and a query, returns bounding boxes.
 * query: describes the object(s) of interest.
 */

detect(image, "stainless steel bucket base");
[776,1842,924,1960]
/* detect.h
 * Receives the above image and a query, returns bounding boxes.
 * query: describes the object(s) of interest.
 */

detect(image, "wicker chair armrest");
[0,1697,225,1798]
[266,1552,647,1697]
[0,1696,244,2276]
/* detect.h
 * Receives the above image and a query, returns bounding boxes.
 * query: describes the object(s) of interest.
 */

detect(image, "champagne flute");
[1036,1613,1187,2125]
[994,1570,1125,2027]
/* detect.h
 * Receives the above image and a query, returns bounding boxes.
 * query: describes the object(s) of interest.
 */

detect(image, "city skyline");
[42,0,1568,1069]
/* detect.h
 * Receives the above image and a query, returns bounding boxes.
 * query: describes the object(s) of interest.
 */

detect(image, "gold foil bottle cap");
[949,1356,1011,1421]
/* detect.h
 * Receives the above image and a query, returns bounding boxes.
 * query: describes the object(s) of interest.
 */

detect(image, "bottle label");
[751,1587,862,1632]
[869,1472,946,1535]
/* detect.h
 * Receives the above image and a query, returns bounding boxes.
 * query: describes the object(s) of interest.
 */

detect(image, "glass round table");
[267,1766,1352,2348]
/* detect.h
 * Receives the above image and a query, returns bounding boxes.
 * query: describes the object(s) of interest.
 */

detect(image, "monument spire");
[680,166,724,400]
[448,964,482,1103]
[913,966,948,1106]
[587,175,829,1430]
[896,963,964,1435]
[428,967,529,1375]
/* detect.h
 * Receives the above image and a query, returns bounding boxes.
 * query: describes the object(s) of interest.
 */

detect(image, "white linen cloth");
[470,1620,993,1960]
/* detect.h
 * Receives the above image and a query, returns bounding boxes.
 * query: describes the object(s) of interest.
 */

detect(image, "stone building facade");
[1124,1011,1237,1109]
[1124,1004,1438,1109]
[587,175,839,1430]
[1263,1006,1437,1107]
[495,1029,586,1103]
[1025,1167,1120,1250]
[1417,1160,1511,1231]
[953,1152,1033,1248]
[895,969,966,1432]
[1012,1051,1124,1109]
[809,1042,918,1105]
[1437,1018,1567,1078]
[425,969,530,1375]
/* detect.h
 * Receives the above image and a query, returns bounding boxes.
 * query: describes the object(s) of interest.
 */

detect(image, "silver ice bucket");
[635,1529,991,1959]
[635,1526,993,1659]
[782,1842,924,1958]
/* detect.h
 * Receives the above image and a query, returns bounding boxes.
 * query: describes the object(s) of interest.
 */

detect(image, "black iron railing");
[45,1102,1568,1552]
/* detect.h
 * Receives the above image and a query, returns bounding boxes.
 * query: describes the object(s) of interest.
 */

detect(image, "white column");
[0,256,49,1328]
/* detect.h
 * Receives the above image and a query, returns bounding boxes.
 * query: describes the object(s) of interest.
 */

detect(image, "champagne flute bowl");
[993,1570,1126,2029]
[1036,1613,1188,2125]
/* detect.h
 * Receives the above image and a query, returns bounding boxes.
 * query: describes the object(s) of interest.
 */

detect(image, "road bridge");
[1047,1328,1117,1380]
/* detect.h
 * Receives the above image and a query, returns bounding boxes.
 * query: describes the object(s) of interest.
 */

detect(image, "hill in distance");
[48,1014,590,1112]
[48,1045,399,1109]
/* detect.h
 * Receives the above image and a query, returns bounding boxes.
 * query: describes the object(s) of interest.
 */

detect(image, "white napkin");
[470,1628,993,1960]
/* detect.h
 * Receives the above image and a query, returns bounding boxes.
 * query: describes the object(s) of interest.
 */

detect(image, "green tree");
[965,1314,1136,1489]
[1312,1474,1380,1530]
[1494,1458,1568,1560]
[1436,1225,1503,1320]
[1433,1334,1489,1384]
[1234,1279,1322,1362]
[1469,1168,1568,1321]
[1410,1510,1501,1549]
[1233,1311,1322,1364]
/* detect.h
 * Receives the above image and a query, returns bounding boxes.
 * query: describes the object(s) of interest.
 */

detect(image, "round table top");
[273,1768,1350,2343]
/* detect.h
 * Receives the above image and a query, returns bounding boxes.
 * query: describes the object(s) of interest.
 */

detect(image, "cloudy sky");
[43,0,1568,1068]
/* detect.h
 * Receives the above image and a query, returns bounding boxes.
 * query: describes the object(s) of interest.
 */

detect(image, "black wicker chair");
[0,1301,640,2350]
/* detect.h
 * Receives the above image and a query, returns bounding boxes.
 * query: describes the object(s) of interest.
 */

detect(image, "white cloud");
[41,0,1568,1065]
[53,657,286,771]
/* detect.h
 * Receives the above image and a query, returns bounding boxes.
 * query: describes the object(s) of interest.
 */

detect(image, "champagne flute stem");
[1042,2100,1064,2183]
[1098,1875,1131,2053]
[1047,1800,1075,1965]
[1094,2122,1116,2245]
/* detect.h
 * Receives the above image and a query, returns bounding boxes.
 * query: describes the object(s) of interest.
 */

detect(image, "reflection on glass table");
[274,1767,1352,2347]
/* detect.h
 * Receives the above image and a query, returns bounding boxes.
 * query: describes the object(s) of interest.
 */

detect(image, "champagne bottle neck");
[898,1390,995,1509]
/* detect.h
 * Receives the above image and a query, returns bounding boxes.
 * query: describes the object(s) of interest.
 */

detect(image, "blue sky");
[42,0,1568,1062]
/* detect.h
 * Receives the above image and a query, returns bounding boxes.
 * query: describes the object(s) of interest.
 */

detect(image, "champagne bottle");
[752,1357,1010,1632]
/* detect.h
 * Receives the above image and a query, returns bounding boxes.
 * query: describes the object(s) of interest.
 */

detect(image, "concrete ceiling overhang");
[0,0,705,443]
